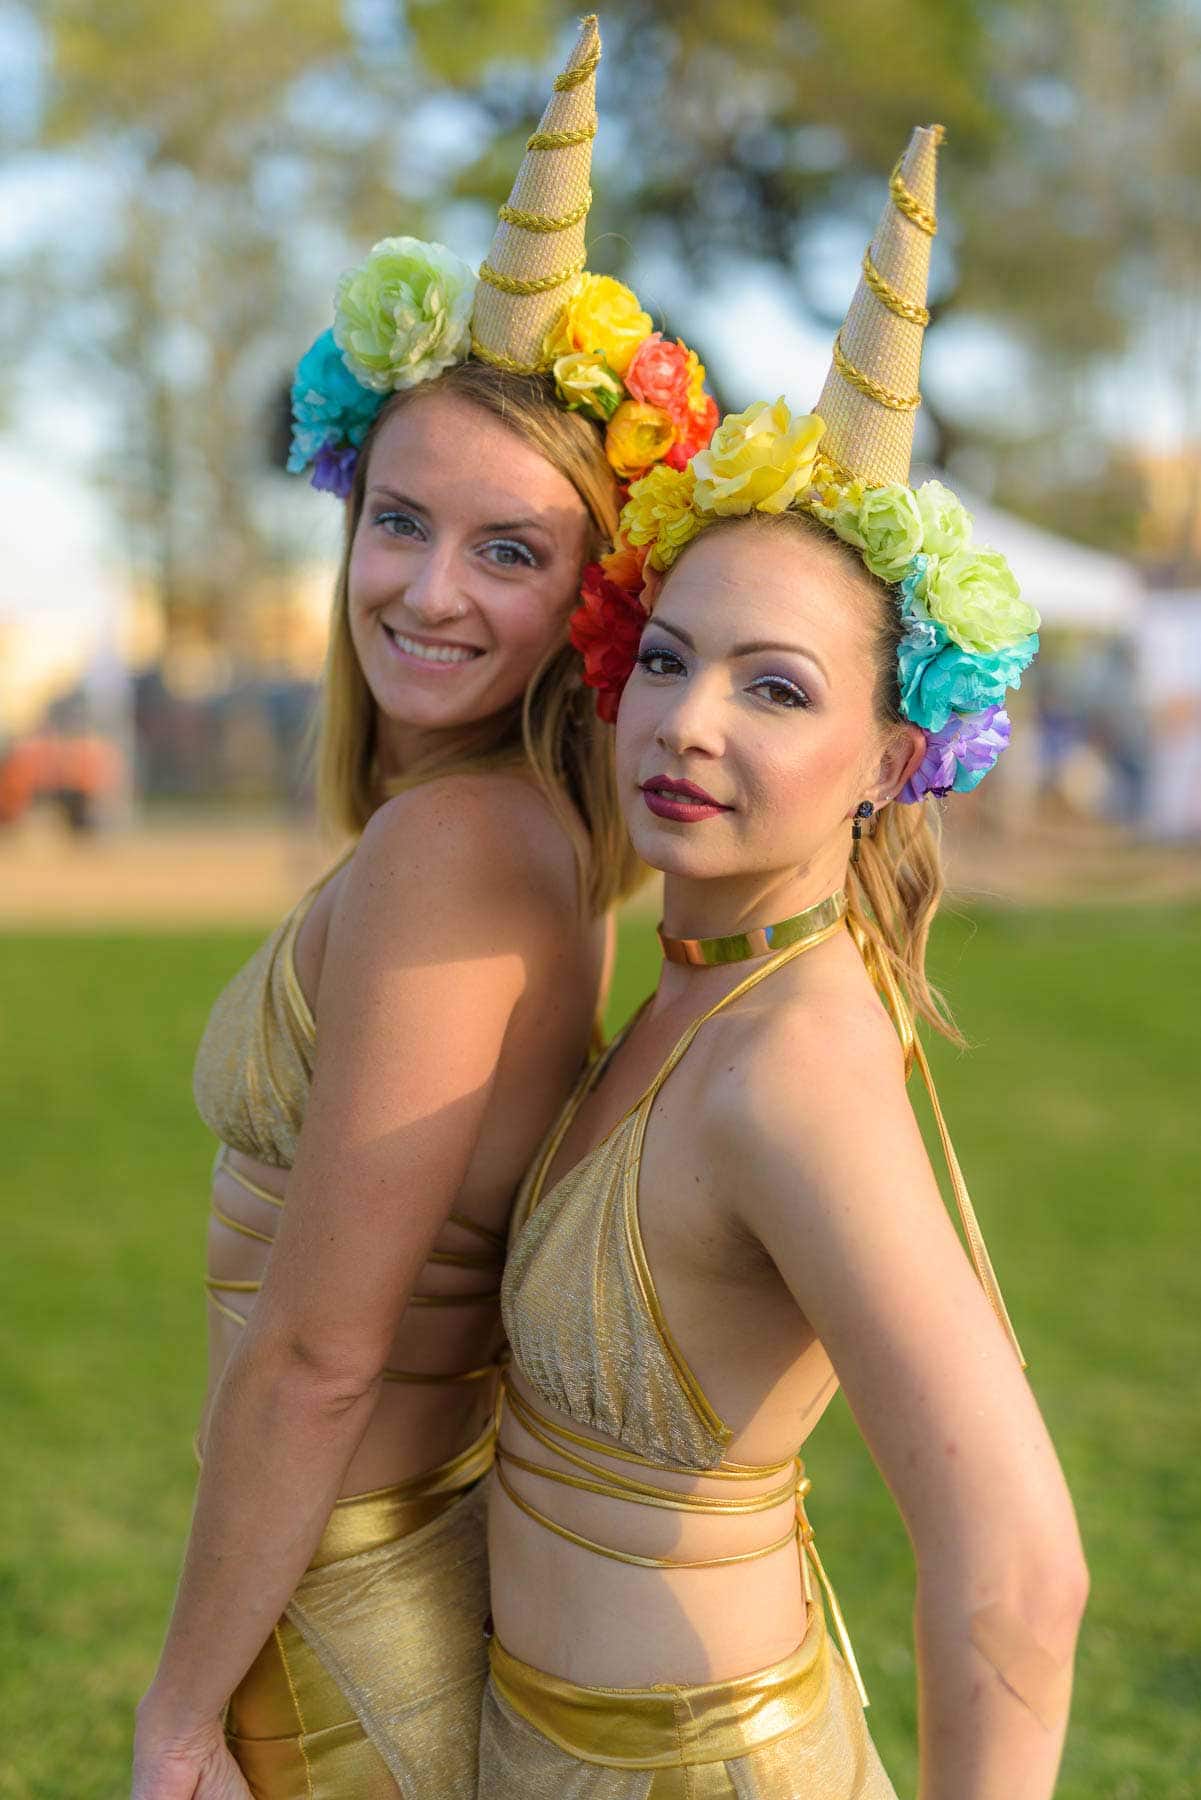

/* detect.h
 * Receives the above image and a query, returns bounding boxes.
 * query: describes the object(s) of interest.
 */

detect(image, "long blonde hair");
[315,360,643,915]
[687,510,960,1043]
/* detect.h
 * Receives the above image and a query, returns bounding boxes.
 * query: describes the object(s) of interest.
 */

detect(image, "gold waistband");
[193,1421,494,1569]
[489,1608,830,1768]
[310,1422,496,1568]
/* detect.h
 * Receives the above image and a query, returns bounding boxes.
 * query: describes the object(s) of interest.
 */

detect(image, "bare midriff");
[201,1146,505,1498]
[488,1366,828,1690]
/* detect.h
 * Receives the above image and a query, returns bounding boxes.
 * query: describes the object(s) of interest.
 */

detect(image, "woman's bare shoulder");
[698,946,918,1209]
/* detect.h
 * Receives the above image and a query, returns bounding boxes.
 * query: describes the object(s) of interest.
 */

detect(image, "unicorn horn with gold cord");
[814,122,943,488]
[471,13,601,374]
[286,13,718,499]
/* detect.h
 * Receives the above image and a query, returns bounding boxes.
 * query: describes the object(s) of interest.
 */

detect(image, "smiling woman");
[318,362,635,911]
[131,17,723,1800]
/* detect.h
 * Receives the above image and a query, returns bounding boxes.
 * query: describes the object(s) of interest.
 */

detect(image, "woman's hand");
[131,1707,252,1800]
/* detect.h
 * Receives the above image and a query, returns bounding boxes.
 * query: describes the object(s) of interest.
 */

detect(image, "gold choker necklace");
[658,890,848,967]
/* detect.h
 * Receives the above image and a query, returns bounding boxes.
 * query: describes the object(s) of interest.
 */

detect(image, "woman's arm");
[719,998,1088,1800]
[134,781,556,1794]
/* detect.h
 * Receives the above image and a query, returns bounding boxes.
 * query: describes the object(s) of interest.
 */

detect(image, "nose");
[402,549,470,627]
[653,672,724,760]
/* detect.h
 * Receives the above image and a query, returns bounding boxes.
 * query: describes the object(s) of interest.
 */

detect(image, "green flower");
[333,236,475,393]
[913,480,973,557]
[917,547,1040,655]
[856,483,925,581]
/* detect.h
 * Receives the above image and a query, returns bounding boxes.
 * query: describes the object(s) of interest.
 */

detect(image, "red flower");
[569,563,648,723]
[664,393,719,470]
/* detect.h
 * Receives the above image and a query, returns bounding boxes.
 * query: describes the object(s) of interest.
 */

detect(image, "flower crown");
[287,257,718,499]
[285,17,716,501]
[568,126,1039,804]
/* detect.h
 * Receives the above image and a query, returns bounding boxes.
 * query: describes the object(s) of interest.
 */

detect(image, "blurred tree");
[12,0,1201,658]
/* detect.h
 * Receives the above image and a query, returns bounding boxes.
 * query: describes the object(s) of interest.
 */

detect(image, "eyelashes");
[636,644,811,710]
[372,511,538,569]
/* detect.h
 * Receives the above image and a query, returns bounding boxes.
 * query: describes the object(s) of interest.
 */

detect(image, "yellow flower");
[691,399,826,517]
[605,400,676,481]
[683,347,708,412]
[543,274,654,378]
[552,351,624,422]
[621,464,702,570]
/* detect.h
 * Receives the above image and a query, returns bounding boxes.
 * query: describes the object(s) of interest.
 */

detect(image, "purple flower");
[899,706,1011,803]
[311,445,359,499]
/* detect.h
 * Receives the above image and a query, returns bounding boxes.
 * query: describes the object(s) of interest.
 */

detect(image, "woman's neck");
[658,855,847,947]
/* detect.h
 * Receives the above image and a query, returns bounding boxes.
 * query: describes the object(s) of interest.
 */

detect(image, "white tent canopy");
[943,485,1142,632]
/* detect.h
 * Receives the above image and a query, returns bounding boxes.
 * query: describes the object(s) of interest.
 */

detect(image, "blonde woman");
[483,129,1087,1797]
[132,19,723,1799]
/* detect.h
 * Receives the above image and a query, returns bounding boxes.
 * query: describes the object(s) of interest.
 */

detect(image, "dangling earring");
[850,801,875,865]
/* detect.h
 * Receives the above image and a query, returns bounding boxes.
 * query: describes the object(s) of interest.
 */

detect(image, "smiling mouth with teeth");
[382,625,482,665]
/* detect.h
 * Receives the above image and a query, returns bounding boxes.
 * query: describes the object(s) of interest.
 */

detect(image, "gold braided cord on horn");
[499,193,592,233]
[832,333,921,411]
[468,336,546,375]
[861,250,931,327]
[553,39,601,89]
[889,159,939,237]
[478,253,586,296]
[526,122,596,151]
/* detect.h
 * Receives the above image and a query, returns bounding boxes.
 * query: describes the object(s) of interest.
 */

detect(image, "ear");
[870,720,926,810]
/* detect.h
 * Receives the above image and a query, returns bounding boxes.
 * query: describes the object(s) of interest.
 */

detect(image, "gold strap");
[494,1454,798,1571]
[446,1208,506,1249]
[210,1202,273,1246]
[408,1288,500,1307]
[215,1149,285,1208]
[847,919,1026,1368]
[503,1384,795,1515]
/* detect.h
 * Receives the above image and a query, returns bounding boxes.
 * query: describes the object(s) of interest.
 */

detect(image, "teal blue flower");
[898,608,1038,733]
[287,329,383,474]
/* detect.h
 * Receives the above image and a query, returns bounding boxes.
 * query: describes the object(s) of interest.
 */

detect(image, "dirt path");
[1,808,1198,930]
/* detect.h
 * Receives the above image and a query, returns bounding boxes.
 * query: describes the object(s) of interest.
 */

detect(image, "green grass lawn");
[1,907,1197,1799]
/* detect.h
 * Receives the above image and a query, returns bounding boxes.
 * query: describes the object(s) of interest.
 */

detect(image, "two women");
[134,18,719,1799]
[484,124,1087,1797]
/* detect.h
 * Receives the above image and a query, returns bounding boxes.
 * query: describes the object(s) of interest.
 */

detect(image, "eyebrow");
[367,486,551,535]
[651,616,829,682]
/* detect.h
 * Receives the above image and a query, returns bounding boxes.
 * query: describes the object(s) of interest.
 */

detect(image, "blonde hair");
[315,360,643,915]
[682,511,960,1044]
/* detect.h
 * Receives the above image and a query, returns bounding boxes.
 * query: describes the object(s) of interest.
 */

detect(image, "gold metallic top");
[499,923,872,1701]
[194,859,507,1387]
[499,912,1025,1711]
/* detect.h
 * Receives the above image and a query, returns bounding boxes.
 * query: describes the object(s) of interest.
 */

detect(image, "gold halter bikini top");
[498,912,1023,1703]
[193,860,506,1387]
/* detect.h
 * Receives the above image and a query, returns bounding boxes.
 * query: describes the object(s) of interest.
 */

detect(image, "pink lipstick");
[640,775,732,823]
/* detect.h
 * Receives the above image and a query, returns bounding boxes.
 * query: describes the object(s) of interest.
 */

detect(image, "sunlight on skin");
[346,392,591,773]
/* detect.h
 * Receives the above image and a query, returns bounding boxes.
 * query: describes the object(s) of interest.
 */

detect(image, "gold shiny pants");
[479,1605,898,1800]
[226,1434,492,1800]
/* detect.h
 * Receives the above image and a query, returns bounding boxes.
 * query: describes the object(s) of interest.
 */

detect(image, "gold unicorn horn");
[814,123,944,488]
[470,14,601,374]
